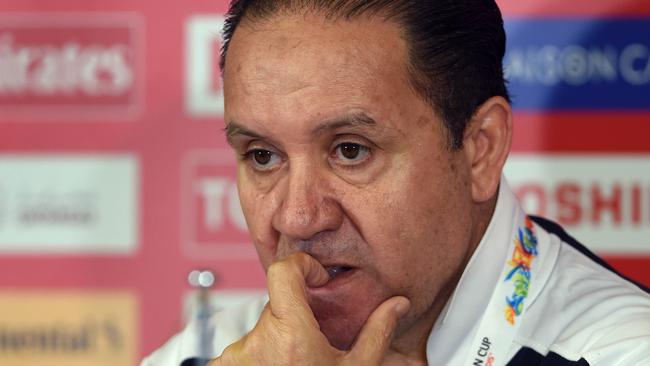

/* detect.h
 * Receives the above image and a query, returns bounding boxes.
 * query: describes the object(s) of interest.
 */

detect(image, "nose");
[272,159,343,240]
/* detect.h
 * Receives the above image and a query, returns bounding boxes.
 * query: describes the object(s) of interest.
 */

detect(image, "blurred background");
[0,0,648,364]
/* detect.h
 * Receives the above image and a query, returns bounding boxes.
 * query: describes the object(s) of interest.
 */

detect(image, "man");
[143,1,650,365]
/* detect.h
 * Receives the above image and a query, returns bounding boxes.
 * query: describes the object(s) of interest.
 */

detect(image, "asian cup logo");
[504,216,538,325]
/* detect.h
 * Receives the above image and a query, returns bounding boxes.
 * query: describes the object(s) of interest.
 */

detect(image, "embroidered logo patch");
[504,216,538,325]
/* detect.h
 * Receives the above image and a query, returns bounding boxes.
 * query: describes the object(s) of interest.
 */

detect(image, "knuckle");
[372,329,388,350]
[266,266,280,287]
[384,313,398,332]
[230,336,259,364]
[217,343,239,365]
[267,261,288,280]
[241,334,259,355]
[268,259,302,282]
[367,319,394,348]
[287,252,308,269]
[380,316,398,340]
[220,334,265,365]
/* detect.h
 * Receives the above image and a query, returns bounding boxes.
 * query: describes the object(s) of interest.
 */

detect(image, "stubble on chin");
[308,294,367,350]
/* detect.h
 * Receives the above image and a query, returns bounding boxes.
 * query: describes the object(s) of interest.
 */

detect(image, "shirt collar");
[426,178,522,364]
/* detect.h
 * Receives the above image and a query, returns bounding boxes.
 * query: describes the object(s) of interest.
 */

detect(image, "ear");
[462,96,513,203]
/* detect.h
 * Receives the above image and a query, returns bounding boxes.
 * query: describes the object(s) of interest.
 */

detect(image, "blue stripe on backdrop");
[504,19,650,110]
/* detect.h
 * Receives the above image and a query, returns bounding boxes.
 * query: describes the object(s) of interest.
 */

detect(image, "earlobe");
[462,96,513,203]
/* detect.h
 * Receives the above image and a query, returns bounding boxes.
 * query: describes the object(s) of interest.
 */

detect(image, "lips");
[306,262,366,337]
[325,265,353,279]
[311,263,358,292]
[298,254,360,291]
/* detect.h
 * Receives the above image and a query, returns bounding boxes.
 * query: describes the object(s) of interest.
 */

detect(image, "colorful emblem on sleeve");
[504,216,538,325]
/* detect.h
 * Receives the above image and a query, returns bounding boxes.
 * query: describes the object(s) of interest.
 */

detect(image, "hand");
[209,253,411,365]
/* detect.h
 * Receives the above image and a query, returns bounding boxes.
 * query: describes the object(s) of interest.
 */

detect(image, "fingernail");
[394,297,410,317]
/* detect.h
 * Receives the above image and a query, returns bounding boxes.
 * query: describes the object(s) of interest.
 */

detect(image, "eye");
[244,149,282,171]
[333,142,370,165]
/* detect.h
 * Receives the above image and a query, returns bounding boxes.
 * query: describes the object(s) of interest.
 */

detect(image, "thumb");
[347,296,411,365]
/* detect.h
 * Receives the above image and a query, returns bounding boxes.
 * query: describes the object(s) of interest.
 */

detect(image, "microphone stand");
[188,270,216,366]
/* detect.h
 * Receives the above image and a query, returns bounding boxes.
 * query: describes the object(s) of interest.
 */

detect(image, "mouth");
[313,264,358,292]
[325,265,354,280]
[307,263,364,318]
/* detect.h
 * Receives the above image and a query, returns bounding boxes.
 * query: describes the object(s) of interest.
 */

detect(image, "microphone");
[188,270,217,366]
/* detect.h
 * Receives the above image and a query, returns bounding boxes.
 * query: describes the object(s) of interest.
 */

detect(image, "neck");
[384,194,499,364]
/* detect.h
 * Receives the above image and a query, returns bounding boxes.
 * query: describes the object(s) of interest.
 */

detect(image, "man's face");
[224,14,478,349]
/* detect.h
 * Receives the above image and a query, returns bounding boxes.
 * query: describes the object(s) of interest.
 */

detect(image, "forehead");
[226,13,406,74]
[222,13,428,132]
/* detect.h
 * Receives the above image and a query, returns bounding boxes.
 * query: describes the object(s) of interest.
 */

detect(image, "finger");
[347,296,411,365]
[208,342,248,366]
[207,342,240,366]
[267,252,329,321]
[207,306,273,366]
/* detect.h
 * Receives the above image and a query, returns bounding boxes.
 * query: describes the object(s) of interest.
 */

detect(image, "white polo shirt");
[142,180,650,366]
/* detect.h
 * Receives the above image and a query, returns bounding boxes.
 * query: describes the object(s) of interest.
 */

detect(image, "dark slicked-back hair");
[220,0,510,149]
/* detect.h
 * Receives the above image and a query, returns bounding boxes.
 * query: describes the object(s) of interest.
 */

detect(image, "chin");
[308,296,373,350]
[319,316,364,350]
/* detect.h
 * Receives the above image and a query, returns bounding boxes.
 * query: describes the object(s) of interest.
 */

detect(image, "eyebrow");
[224,122,261,145]
[224,112,378,145]
[312,112,377,135]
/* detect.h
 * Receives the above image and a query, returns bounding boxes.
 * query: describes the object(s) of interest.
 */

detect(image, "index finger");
[266,252,329,322]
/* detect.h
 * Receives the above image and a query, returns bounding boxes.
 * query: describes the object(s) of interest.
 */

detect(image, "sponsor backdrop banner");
[0,291,137,366]
[0,0,648,363]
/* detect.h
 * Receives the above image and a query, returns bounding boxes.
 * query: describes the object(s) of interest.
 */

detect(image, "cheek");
[237,174,278,268]
[348,158,471,285]
[340,180,424,276]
